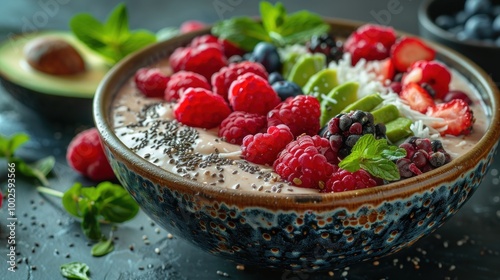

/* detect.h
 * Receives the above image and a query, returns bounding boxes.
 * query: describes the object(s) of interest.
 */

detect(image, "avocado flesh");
[0,31,109,98]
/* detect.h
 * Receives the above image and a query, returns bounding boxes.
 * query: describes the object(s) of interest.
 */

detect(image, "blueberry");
[492,5,500,17]
[271,80,303,101]
[493,15,500,34]
[464,0,492,15]
[455,10,472,25]
[250,42,282,73]
[435,15,457,30]
[464,14,494,39]
[448,25,465,35]
[268,72,284,85]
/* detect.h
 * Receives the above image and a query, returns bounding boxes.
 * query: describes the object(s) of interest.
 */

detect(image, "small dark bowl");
[95,19,500,272]
[419,0,500,83]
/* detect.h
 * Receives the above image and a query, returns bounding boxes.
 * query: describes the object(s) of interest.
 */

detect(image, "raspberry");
[228,72,281,115]
[174,87,231,129]
[322,168,380,193]
[396,137,452,179]
[344,24,396,65]
[273,135,336,189]
[321,110,387,161]
[190,34,245,58]
[241,125,294,165]
[218,111,267,145]
[179,20,207,33]
[267,95,321,138]
[169,43,227,81]
[164,71,211,102]
[66,128,115,182]
[134,67,170,98]
[212,61,268,100]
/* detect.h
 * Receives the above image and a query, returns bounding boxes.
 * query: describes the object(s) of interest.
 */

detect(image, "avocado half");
[0,31,109,124]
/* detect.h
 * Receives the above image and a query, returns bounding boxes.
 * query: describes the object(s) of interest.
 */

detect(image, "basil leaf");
[212,17,271,51]
[62,183,83,218]
[91,238,114,257]
[98,182,139,223]
[82,207,102,241]
[60,262,90,280]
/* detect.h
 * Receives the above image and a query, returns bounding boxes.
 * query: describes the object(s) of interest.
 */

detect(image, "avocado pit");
[24,36,86,75]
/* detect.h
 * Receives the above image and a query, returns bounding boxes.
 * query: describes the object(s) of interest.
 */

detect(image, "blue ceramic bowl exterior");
[104,142,496,271]
[95,19,500,271]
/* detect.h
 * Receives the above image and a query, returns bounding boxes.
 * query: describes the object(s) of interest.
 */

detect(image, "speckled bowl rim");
[94,18,500,211]
[418,0,500,50]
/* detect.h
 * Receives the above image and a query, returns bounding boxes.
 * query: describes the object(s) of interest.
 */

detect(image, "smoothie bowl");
[94,13,500,271]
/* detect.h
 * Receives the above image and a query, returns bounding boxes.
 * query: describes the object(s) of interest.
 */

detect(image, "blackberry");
[306,34,344,63]
[396,137,452,179]
[320,110,387,160]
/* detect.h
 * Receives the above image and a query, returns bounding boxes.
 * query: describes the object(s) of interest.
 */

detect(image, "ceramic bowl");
[94,19,500,272]
[418,0,500,83]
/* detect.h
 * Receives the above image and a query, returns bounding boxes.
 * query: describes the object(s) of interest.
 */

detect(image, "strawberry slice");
[371,58,395,82]
[390,37,436,72]
[402,60,451,99]
[399,82,435,113]
[426,99,475,136]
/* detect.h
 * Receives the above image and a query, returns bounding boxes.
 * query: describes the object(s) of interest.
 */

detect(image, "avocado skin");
[1,77,93,124]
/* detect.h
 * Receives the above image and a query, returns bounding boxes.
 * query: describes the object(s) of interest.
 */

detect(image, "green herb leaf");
[278,11,330,45]
[82,207,102,241]
[60,262,91,280]
[0,133,29,159]
[61,181,139,240]
[212,1,330,49]
[260,1,286,33]
[97,182,139,223]
[339,134,406,181]
[361,158,402,182]
[91,238,114,257]
[14,156,55,186]
[62,183,84,218]
[212,17,270,51]
[70,4,156,64]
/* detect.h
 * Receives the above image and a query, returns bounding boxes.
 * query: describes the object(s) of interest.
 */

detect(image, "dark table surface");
[1,0,500,279]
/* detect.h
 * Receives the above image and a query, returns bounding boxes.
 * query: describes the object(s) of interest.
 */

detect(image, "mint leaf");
[120,31,157,55]
[91,238,114,257]
[70,14,107,49]
[212,17,271,51]
[70,4,156,64]
[0,133,29,159]
[212,2,329,49]
[62,183,84,218]
[278,11,330,45]
[104,3,129,41]
[260,1,286,33]
[60,262,90,280]
[361,159,401,181]
[339,134,406,181]
[15,156,55,187]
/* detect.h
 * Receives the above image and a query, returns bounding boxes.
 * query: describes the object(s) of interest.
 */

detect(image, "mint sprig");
[70,3,157,65]
[339,134,406,181]
[0,133,55,186]
[212,1,330,51]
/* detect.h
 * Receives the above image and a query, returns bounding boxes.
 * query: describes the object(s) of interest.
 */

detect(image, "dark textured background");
[1,0,499,279]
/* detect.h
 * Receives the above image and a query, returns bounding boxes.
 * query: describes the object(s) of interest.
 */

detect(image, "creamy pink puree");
[111,64,488,194]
